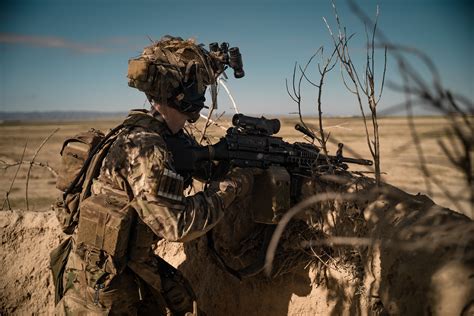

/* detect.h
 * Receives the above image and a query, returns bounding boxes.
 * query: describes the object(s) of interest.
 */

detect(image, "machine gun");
[175,114,372,223]
[174,114,373,279]
[203,113,372,171]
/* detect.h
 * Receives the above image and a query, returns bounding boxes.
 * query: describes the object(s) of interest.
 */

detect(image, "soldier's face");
[155,103,190,134]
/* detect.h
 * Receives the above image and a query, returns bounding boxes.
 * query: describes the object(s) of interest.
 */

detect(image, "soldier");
[53,36,255,315]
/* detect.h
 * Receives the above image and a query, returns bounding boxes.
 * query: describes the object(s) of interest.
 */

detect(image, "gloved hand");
[219,167,262,198]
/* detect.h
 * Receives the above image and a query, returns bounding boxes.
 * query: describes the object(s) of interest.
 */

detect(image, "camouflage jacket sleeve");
[122,129,236,243]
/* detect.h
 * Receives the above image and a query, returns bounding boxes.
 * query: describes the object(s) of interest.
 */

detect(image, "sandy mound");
[0,176,473,315]
[0,210,65,315]
[156,175,474,315]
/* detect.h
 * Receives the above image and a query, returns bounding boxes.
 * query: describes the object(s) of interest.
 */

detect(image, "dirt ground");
[0,115,472,315]
[0,175,472,315]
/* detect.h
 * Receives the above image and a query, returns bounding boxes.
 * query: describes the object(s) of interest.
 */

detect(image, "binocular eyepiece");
[209,42,245,79]
[210,42,228,53]
[229,47,245,79]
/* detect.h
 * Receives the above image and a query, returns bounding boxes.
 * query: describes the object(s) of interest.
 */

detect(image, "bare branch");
[218,77,240,114]
[364,22,372,92]
[371,5,379,81]
[438,138,461,171]
[25,128,59,210]
[340,62,357,94]
[446,91,473,130]
[300,234,469,251]
[299,64,319,87]
[0,160,58,178]
[316,45,339,155]
[200,114,229,135]
[328,2,384,184]
[376,46,388,105]
[2,140,28,211]
[292,62,298,100]
[265,191,362,276]
[285,78,299,103]
[198,83,219,144]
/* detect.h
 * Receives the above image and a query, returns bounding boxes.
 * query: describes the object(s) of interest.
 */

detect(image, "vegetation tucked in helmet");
[127,35,223,113]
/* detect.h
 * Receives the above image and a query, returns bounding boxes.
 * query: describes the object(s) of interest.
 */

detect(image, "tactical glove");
[219,167,261,198]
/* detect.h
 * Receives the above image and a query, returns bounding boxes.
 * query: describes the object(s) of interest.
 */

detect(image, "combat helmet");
[127,35,229,115]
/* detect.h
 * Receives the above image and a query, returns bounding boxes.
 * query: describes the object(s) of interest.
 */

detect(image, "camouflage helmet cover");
[127,35,223,112]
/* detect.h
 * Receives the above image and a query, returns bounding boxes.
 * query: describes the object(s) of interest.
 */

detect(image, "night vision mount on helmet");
[127,35,244,114]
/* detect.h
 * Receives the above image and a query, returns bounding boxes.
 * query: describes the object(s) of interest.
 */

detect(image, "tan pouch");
[76,193,135,270]
[53,193,80,234]
[55,292,110,316]
[56,129,104,191]
[127,58,156,92]
[127,58,151,81]
[251,166,291,224]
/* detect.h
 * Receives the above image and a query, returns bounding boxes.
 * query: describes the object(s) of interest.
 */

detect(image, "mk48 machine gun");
[174,113,372,224]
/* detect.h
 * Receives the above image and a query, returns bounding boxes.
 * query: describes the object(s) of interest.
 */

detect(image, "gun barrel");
[340,157,373,166]
[294,124,315,140]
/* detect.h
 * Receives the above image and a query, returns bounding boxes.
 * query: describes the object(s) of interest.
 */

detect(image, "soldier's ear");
[154,103,166,114]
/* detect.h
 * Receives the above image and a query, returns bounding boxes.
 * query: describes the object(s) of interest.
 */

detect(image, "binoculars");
[209,42,245,79]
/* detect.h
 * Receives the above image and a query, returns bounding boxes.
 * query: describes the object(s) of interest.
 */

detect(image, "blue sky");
[1,0,472,116]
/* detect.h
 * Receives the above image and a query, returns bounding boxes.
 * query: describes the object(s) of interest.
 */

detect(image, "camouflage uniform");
[55,109,241,315]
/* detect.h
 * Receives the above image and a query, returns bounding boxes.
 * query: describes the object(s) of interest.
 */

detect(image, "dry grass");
[0,116,471,217]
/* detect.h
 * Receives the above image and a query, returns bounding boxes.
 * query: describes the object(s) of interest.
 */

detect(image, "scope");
[232,114,280,135]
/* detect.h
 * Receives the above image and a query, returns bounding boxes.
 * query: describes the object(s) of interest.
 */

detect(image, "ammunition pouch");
[53,192,81,235]
[56,130,105,192]
[75,193,135,274]
[206,166,291,280]
[251,166,290,224]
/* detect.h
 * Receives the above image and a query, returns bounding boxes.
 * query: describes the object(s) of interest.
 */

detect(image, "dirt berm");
[1,175,473,315]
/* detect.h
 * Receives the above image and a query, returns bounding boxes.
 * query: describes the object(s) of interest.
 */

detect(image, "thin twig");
[316,46,339,155]
[300,235,470,252]
[308,243,331,269]
[299,65,319,87]
[328,1,384,185]
[198,83,218,144]
[1,140,28,211]
[1,160,58,177]
[286,79,299,103]
[265,191,363,276]
[376,46,388,105]
[218,77,240,113]
[25,128,59,210]
[197,113,228,132]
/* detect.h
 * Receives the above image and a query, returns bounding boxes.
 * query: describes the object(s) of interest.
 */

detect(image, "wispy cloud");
[0,33,106,53]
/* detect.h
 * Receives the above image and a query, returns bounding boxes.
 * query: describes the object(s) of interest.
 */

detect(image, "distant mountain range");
[0,111,128,121]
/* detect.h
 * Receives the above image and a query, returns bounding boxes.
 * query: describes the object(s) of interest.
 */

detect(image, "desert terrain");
[0,115,472,315]
[0,115,471,217]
